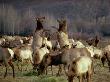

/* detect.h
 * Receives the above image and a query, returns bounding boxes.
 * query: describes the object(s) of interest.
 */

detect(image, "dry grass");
[0,59,110,82]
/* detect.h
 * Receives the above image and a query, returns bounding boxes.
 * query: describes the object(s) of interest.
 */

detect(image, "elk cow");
[12,44,33,71]
[37,46,91,75]
[57,19,71,48]
[32,17,46,53]
[66,56,93,82]
[0,47,15,78]
[33,44,49,70]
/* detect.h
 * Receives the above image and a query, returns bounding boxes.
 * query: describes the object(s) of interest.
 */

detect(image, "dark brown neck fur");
[35,21,43,31]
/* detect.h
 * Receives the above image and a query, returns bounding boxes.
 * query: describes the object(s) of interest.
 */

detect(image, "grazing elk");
[33,44,49,70]
[0,47,15,78]
[37,46,91,75]
[37,50,62,75]
[85,41,104,59]
[12,44,33,71]
[66,56,93,82]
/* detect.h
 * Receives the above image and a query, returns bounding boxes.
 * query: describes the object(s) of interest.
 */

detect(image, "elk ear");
[57,19,60,23]
[35,17,38,21]
[42,17,45,19]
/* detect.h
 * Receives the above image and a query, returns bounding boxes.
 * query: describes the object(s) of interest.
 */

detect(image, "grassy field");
[0,40,110,82]
[0,59,110,82]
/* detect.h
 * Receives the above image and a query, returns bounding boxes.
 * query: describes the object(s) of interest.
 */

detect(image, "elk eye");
[72,68,75,72]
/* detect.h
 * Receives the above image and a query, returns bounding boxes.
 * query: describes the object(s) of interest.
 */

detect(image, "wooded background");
[0,0,110,37]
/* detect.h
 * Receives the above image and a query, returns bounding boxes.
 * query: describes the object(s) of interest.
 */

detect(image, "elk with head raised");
[57,19,71,48]
[32,17,46,53]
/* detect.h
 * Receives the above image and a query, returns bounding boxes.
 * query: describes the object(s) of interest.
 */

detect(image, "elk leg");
[25,62,29,71]
[25,59,31,71]
[8,61,15,78]
[4,65,8,78]
[68,76,73,82]
[57,65,62,76]
[108,61,110,72]
[51,65,53,75]
[25,65,28,71]
[87,72,91,82]
[64,65,68,74]
[78,75,82,82]
[45,68,48,75]
[17,61,21,71]
[44,66,48,75]
[21,62,23,72]
[101,57,106,67]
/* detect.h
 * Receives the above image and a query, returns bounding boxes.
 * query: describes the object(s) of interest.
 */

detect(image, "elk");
[93,36,100,47]
[12,44,33,71]
[101,45,110,71]
[86,35,100,47]
[57,19,71,48]
[102,51,110,71]
[66,56,93,82]
[37,50,62,75]
[37,46,91,75]
[0,38,5,46]
[32,17,46,53]
[33,44,49,70]
[0,47,15,78]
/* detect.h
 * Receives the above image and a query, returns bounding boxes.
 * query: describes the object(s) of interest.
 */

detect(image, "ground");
[0,40,110,82]
[0,59,110,82]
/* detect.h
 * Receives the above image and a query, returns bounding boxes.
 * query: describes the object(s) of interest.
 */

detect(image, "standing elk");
[66,56,93,82]
[12,44,33,71]
[33,44,49,70]
[101,45,110,71]
[37,46,91,75]
[32,17,46,53]
[0,47,15,78]
[57,19,71,48]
